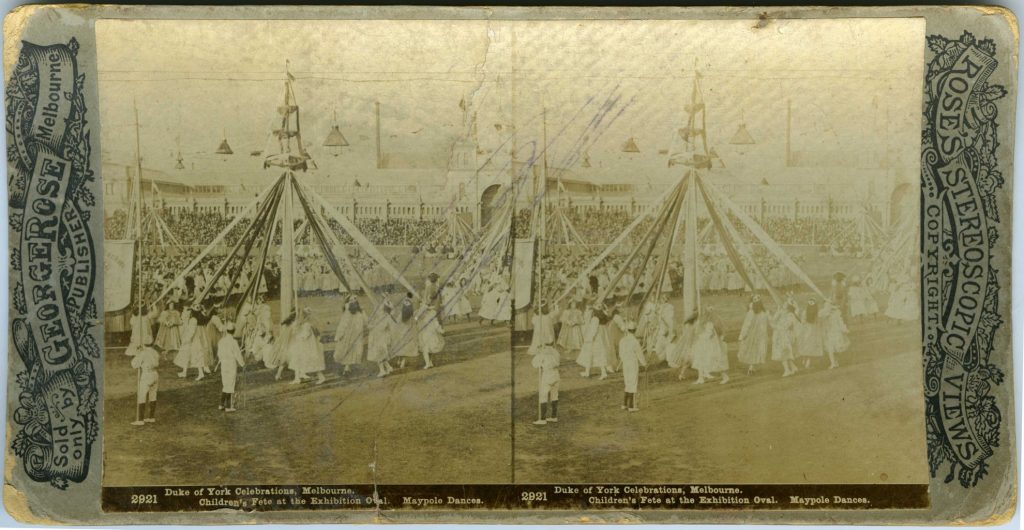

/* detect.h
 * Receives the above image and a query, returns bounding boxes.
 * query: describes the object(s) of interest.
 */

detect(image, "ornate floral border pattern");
[5,38,99,490]
[921,31,1006,488]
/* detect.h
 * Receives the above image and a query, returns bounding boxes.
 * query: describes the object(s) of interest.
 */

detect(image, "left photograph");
[97,19,513,486]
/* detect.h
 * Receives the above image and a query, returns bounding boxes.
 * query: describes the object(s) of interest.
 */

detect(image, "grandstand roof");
[101,154,446,193]
[542,146,908,202]
[102,163,194,191]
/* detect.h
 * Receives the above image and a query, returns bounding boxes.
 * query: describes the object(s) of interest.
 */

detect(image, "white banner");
[104,240,135,313]
[512,238,535,310]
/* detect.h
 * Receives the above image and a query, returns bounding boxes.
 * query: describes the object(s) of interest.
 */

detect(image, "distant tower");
[785,99,794,167]
[446,97,481,199]
[450,97,479,172]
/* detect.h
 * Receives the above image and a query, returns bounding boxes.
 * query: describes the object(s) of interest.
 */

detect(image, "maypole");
[267,61,314,322]
[677,67,711,320]
[557,64,824,319]
[280,176,296,320]
[153,63,416,323]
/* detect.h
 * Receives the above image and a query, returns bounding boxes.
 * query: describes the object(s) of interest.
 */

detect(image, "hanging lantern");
[216,129,234,156]
[322,110,349,157]
[323,127,349,156]
[581,152,592,168]
[730,123,755,145]
[622,137,640,153]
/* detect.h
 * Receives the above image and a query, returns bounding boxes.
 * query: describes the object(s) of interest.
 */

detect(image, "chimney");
[786,99,792,167]
[375,101,382,169]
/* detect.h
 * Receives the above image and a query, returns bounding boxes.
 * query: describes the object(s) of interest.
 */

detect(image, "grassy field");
[103,249,927,487]
[511,291,928,484]
[103,293,513,486]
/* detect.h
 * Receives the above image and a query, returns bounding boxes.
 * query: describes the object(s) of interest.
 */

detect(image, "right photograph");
[510,18,928,485]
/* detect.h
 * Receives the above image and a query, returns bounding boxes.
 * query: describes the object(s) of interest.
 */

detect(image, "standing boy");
[217,322,246,412]
[531,338,561,425]
[619,321,647,412]
[130,336,160,426]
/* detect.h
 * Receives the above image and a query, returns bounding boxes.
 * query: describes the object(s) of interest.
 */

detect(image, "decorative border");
[5,39,99,490]
[920,31,1006,488]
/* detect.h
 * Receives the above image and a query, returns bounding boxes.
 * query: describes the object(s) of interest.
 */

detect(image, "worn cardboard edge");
[0,3,1018,525]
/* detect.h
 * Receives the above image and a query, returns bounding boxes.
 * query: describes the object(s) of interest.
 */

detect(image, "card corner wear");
[3,4,1017,525]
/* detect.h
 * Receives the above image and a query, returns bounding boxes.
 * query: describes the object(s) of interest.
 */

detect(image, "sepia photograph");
[96,15,929,501]
[510,18,930,485]
[98,19,515,486]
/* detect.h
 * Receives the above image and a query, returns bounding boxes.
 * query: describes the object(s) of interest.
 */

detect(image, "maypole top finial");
[285,60,296,83]
[265,60,314,171]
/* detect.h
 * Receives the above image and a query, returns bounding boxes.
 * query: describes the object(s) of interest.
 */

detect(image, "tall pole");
[375,101,382,169]
[786,99,792,167]
[540,107,548,244]
[681,171,699,320]
[280,173,296,322]
[535,107,549,308]
[510,28,519,210]
[474,164,481,229]
[474,109,481,230]
[133,100,145,320]
[133,101,144,238]
[679,70,705,319]
[262,61,311,324]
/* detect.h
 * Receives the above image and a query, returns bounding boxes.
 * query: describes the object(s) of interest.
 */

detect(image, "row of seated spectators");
[104,209,444,247]
[513,207,871,253]
[106,206,874,254]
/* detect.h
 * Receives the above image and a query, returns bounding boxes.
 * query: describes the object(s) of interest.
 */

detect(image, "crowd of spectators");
[108,205,867,251]
[107,207,460,316]
[105,209,445,248]
[513,207,869,253]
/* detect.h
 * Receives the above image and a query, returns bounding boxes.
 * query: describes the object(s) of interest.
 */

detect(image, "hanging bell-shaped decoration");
[323,125,349,158]
[730,123,755,145]
[323,125,349,147]
[216,130,234,156]
[581,152,592,168]
[622,137,640,153]
[322,110,350,157]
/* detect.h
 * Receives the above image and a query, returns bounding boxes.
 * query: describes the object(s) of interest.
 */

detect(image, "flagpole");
[132,99,146,329]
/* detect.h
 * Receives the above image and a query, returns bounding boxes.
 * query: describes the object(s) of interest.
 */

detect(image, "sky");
[96,17,925,190]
